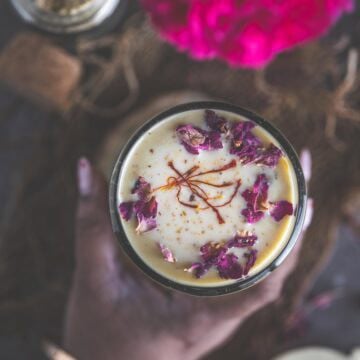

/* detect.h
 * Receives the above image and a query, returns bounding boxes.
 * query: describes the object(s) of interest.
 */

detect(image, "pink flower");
[142,0,354,68]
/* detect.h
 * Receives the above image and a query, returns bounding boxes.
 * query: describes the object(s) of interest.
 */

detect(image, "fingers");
[201,149,315,319]
[300,149,311,184]
[249,177,314,303]
[75,158,120,287]
[256,232,303,301]
[300,147,314,231]
[303,198,313,231]
[249,179,314,306]
[200,233,304,326]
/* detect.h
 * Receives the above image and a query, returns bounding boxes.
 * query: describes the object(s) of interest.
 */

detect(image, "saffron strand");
[153,160,241,225]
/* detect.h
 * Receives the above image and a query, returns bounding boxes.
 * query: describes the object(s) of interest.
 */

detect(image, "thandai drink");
[115,106,302,289]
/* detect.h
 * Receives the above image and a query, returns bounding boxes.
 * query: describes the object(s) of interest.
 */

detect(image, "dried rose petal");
[176,124,206,154]
[242,174,269,211]
[136,216,156,233]
[204,130,223,150]
[231,121,261,147]
[241,207,264,224]
[135,196,158,218]
[230,121,263,164]
[270,200,293,221]
[158,243,176,263]
[205,109,229,134]
[131,176,151,200]
[242,174,293,223]
[176,124,222,154]
[254,143,283,167]
[241,174,269,223]
[200,241,227,265]
[187,235,259,280]
[185,262,210,278]
[186,241,228,278]
[217,253,243,279]
[120,177,158,233]
[119,201,134,221]
[227,232,258,248]
[230,121,282,167]
[188,241,246,279]
[244,249,258,275]
[134,196,158,233]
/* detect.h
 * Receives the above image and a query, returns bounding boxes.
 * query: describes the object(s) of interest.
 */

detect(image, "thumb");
[75,158,120,290]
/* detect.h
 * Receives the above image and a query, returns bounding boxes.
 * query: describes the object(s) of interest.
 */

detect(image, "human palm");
[64,153,312,360]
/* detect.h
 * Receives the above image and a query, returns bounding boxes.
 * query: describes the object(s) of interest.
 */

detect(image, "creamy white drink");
[117,109,298,287]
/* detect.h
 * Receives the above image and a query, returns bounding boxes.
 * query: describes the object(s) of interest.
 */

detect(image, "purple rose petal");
[241,174,269,223]
[205,109,229,134]
[204,130,223,151]
[241,207,265,224]
[241,174,293,223]
[176,124,206,155]
[158,243,176,263]
[186,233,260,280]
[217,253,243,279]
[187,241,247,279]
[119,201,134,221]
[185,263,211,278]
[134,196,158,233]
[131,176,151,200]
[229,120,282,167]
[242,174,269,211]
[254,144,283,167]
[182,141,201,155]
[231,121,261,146]
[233,146,258,165]
[120,175,158,233]
[227,232,258,248]
[176,124,223,154]
[230,121,262,164]
[244,249,258,275]
[200,242,227,264]
[133,197,157,217]
[270,200,293,222]
[136,215,157,233]
[186,241,228,278]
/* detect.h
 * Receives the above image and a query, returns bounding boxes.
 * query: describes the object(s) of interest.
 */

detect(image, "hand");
[63,152,313,360]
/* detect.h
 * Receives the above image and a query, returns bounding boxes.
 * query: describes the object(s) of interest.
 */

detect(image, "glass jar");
[109,102,307,296]
[11,0,121,33]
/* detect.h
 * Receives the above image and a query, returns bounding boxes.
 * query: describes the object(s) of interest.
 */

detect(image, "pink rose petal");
[176,123,223,154]
[131,176,151,200]
[119,201,133,221]
[244,249,258,275]
[217,253,243,279]
[158,243,176,263]
[269,200,293,222]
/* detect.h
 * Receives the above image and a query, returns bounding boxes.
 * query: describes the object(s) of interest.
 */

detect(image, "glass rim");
[109,101,307,297]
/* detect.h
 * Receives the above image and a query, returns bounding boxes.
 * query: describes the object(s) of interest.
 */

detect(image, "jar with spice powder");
[11,0,122,33]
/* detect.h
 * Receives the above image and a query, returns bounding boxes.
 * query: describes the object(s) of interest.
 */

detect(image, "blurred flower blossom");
[142,0,354,68]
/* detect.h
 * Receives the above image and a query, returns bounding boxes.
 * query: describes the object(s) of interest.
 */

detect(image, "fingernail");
[78,157,92,197]
[303,198,314,231]
[300,149,312,184]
